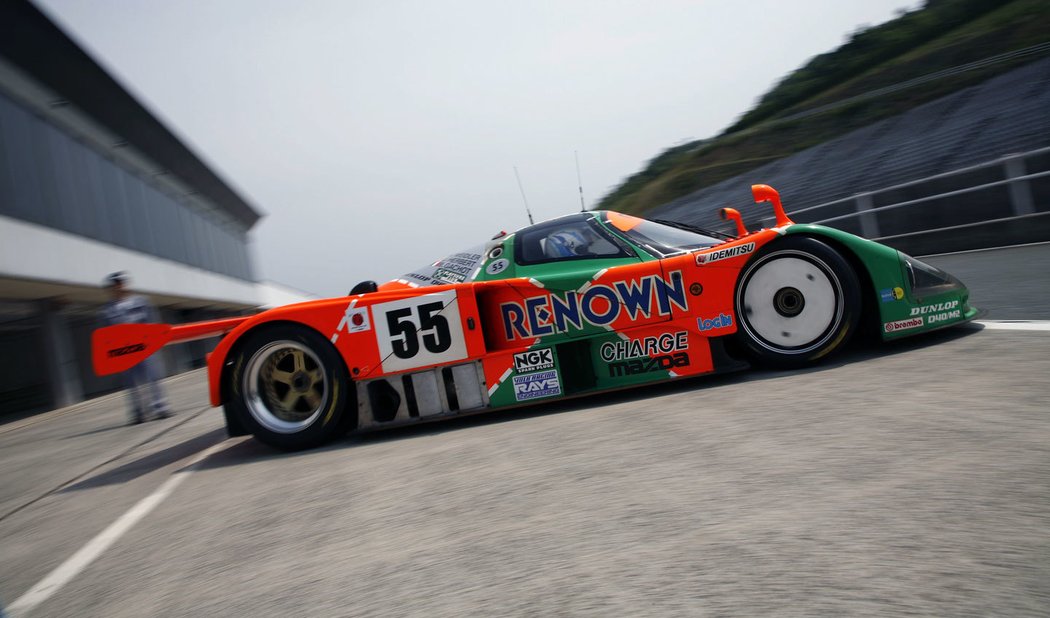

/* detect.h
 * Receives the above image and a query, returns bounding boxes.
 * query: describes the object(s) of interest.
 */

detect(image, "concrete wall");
[0,214,260,307]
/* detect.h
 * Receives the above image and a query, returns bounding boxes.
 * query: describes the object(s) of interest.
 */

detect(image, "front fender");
[782,224,976,338]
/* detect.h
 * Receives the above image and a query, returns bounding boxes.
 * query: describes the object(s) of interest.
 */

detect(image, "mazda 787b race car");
[93,185,978,450]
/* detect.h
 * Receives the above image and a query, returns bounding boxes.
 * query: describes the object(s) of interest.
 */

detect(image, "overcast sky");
[36,0,916,298]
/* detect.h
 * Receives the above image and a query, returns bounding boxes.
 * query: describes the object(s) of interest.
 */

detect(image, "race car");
[93,185,979,450]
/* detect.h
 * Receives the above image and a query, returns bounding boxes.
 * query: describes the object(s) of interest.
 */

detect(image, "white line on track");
[971,320,1050,332]
[7,440,228,617]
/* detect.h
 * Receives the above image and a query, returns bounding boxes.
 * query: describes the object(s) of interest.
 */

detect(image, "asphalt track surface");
[1,244,1048,617]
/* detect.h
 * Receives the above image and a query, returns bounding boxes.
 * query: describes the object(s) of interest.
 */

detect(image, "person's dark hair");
[105,271,128,287]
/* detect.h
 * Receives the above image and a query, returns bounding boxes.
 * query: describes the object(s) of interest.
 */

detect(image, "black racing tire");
[734,236,860,368]
[224,324,353,451]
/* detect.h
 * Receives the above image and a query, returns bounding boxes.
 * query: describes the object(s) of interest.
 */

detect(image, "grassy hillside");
[599,0,1050,215]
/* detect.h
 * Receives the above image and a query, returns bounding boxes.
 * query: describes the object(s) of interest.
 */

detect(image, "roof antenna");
[575,150,586,212]
[513,165,534,225]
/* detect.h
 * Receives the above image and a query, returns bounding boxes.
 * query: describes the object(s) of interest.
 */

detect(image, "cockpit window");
[604,212,721,257]
[515,216,633,265]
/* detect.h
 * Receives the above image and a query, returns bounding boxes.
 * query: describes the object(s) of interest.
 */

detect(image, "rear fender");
[208,284,485,406]
[207,298,367,407]
[209,318,332,408]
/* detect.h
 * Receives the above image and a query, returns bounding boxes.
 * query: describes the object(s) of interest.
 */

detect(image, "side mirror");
[349,280,378,296]
[719,207,749,237]
[751,184,793,228]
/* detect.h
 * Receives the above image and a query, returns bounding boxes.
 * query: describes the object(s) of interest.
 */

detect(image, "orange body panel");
[206,285,491,406]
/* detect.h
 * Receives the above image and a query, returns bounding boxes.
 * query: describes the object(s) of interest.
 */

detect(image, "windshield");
[604,212,721,257]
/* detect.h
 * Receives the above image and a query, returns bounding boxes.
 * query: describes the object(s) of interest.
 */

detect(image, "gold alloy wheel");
[243,340,328,434]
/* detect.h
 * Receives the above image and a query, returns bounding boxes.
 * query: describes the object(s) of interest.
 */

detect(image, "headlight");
[902,254,963,296]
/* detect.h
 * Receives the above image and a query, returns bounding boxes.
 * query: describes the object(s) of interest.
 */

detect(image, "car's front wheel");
[225,324,353,450]
[734,236,860,367]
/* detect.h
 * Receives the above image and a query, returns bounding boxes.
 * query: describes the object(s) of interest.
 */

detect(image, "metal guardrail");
[817,170,1049,226]
[752,146,1050,255]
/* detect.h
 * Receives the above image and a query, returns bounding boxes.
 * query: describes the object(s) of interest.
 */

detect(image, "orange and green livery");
[93,185,979,450]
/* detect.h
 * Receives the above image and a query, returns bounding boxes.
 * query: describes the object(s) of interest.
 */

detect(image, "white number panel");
[373,290,468,373]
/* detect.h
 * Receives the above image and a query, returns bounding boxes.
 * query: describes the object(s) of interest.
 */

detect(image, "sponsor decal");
[500,272,688,341]
[108,343,146,358]
[697,313,733,332]
[880,287,905,302]
[910,300,959,316]
[600,331,688,362]
[433,268,466,284]
[608,352,689,377]
[600,331,690,378]
[695,242,755,265]
[884,317,923,333]
[436,252,483,275]
[927,309,961,325]
[512,370,562,401]
[486,258,510,275]
[403,249,484,286]
[513,348,555,373]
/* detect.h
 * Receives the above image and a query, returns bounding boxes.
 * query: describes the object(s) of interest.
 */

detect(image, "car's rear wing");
[92,316,249,376]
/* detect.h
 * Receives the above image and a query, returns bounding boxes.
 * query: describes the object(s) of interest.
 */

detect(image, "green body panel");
[783,224,977,338]
[513,255,643,281]
[473,238,648,282]
[486,376,518,409]
[583,330,690,390]
[471,236,516,284]
[485,328,689,409]
[502,258,658,348]
[784,224,906,286]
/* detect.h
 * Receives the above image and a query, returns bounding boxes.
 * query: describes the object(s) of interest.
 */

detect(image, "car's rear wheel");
[735,236,860,367]
[226,324,352,450]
